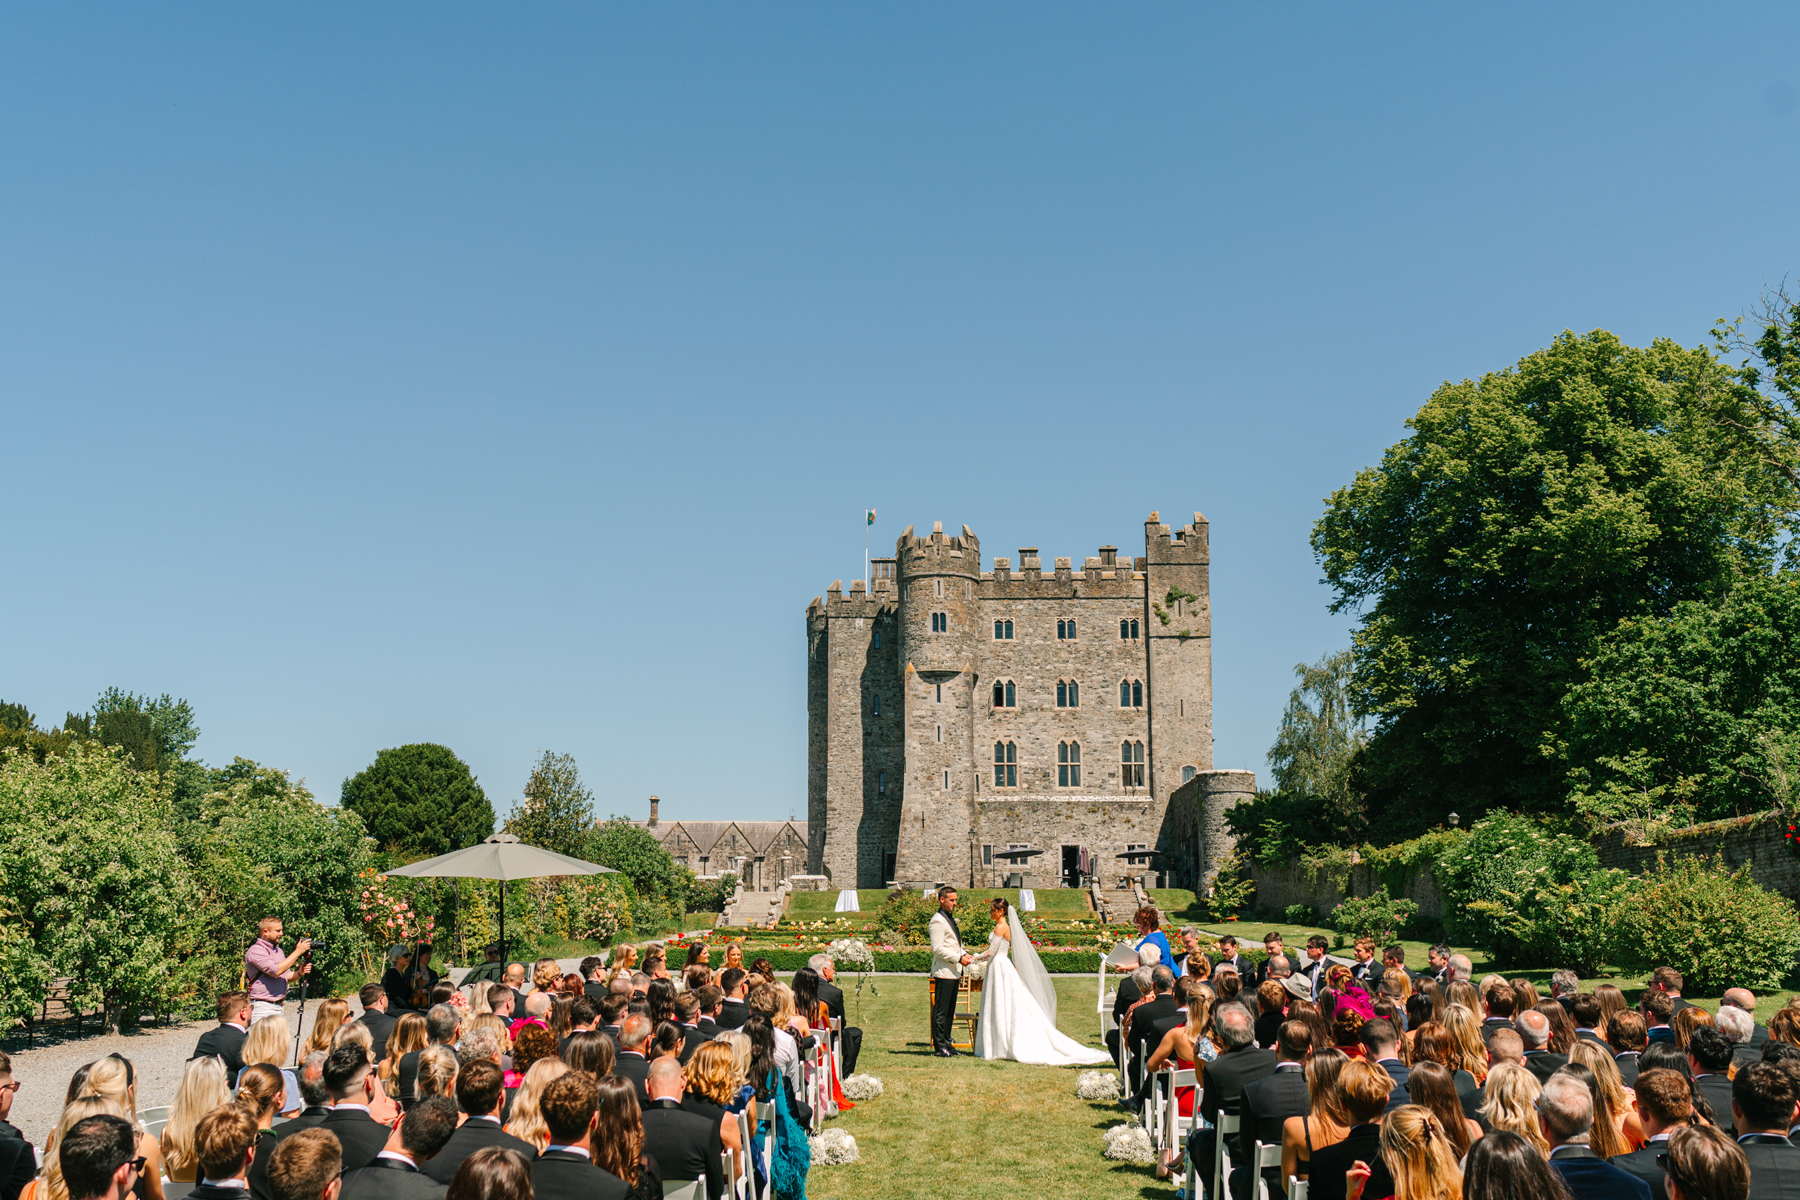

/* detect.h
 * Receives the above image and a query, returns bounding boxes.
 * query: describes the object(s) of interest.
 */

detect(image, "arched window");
[993,741,1017,787]
[1119,618,1140,640]
[1058,740,1081,787]
[1120,679,1144,708]
[1057,618,1077,640]
[1122,740,1145,788]
[1181,765,1197,783]
[993,619,1013,640]
[1056,679,1079,708]
[992,680,1015,708]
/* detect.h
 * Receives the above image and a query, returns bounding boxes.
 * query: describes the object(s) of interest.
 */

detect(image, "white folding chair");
[731,1109,753,1199]
[1254,1142,1282,1200]
[143,1117,168,1142]
[1097,954,1112,1043]
[1160,1068,1198,1155]
[829,1016,844,1078]
[1290,1178,1310,1200]
[139,1106,170,1127]
[662,1182,704,1200]
[1213,1112,1240,1200]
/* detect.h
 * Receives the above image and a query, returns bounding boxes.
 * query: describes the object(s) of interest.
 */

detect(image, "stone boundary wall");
[1591,812,1799,902]
[1247,858,1444,920]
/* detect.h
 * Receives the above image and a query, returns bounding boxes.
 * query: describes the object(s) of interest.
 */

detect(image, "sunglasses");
[123,1156,147,1177]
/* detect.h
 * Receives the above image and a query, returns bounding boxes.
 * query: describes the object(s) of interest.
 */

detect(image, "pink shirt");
[245,938,289,1003]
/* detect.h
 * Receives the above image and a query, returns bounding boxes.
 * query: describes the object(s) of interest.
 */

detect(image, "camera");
[297,934,324,955]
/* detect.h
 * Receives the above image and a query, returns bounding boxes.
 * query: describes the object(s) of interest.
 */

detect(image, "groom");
[928,886,974,1058]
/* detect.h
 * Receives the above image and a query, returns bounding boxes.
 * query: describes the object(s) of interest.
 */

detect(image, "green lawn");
[811,976,1155,1200]
[787,888,1092,919]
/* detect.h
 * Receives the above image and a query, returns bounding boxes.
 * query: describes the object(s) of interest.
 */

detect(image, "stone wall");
[1247,857,1445,921]
[1591,812,1800,901]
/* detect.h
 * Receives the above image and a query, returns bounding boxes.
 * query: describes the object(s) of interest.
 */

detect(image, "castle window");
[993,741,1017,787]
[872,694,880,716]
[991,679,1015,708]
[1056,679,1080,708]
[993,619,1013,640]
[931,611,948,633]
[982,844,993,866]
[1120,618,1139,640]
[1057,618,1077,640]
[936,724,942,743]
[1058,740,1081,787]
[1120,679,1143,708]
[873,631,881,648]
[936,683,942,702]
[943,769,950,790]
[1122,740,1145,787]
[878,770,886,794]
[1181,765,1197,783]
[935,579,944,598]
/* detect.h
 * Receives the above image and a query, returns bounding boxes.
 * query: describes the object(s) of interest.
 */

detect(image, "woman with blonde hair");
[1445,981,1479,1014]
[1477,1062,1547,1152]
[1441,1006,1490,1085]
[1383,967,1414,1005]
[302,998,352,1058]
[76,1056,164,1200]
[379,1011,428,1097]
[1282,1047,1352,1189]
[614,943,641,974]
[415,1045,459,1100]
[23,1096,127,1200]
[161,1055,230,1183]
[1142,979,1218,1178]
[1569,1039,1644,1153]
[1674,1006,1714,1053]
[1349,1104,1462,1200]
[503,1057,571,1151]
[239,1017,301,1115]
[682,1042,746,1156]
[532,959,561,993]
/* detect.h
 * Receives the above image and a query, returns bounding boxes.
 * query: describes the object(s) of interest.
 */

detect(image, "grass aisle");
[812,977,1158,1200]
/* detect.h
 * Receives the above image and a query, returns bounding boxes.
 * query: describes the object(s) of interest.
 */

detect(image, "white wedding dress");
[972,908,1110,1066]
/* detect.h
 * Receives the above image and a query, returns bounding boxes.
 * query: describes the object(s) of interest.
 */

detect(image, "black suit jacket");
[816,979,847,1022]
[358,1010,399,1063]
[679,1024,711,1064]
[697,1017,719,1038]
[1126,995,1179,1059]
[186,1185,253,1200]
[716,999,750,1031]
[1738,1133,1800,1200]
[319,1108,392,1174]
[1112,977,1142,1027]
[1523,1050,1569,1084]
[584,980,609,1006]
[1307,1124,1392,1200]
[1478,1017,1513,1047]
[613,1053,651,1103]
[1611,1140,1671,1200]
[1374,1058,1410,1112]
[1615,1050,1642,1087]
[1695,1074,1736,1132]
[1238,1063,1309,1161]
[250,1108,331,1200]
[0,1122,35,1200]
[1199,1045,1279,1123]
[421,1118,535,1185]
[1549,1146,1654,1200]
[194,1023,249,1080]
[339,1157,446,1200]
[642,1099,725,1200]
[530,1149,630,1200]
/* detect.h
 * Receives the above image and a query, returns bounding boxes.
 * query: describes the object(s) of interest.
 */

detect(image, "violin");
[409,938,431,1010]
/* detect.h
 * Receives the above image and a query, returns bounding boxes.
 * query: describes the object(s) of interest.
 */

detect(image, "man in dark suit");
[318,1047,392,1174]
[1125,968,1179,1095]
[1642,991,1677,1046]
[1687,1027,1739,1135]
[1519,1010,1569,1085]
[1539,1070,1653,1200]
[0,1052,35,1200]
[250,1052,331,1200]
[1571,994,1607,1046]
[715,969,751,1033]
[1254,934,1286,987]
[189,1106,264,1200]
[811,956,863,1076]
[1296,937,1329,1000]
[1305,1060,1395,1200]
[1106,962,1147,1065]
[1724,989,1771,1051]
[597,995,629,1049]
[421,1062,534,1185]
[1361,1020,1410,1112]
[193,992,253,1082]
[1649,968,1695,1017]
[1188,1004,1278,1200]
[1609,1011,1648,1088]
[560,999,600,1059]
[1232,1022,1311,1200]
[1732,1063,1800,1200]
[530,1073,630,1200]
[641,1059,725,1200]
[1347,939,1380,988]
[612,1015,653,1103]
[266,1128,344,1200]
[502,964,529,1016]
[1212,936,1255,981]
[338,1099,457,1200]
[1478,982,1516,1046]
[355,986,398,1063]
[692,985,722,1039]
[673,994,711,1065]
[579,956,608,1007]
[1611,1068,1692,1200]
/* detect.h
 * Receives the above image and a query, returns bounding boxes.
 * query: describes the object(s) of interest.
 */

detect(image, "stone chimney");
[648,796,660,828]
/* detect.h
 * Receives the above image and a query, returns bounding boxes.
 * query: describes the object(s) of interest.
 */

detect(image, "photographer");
[245,916,313,1025]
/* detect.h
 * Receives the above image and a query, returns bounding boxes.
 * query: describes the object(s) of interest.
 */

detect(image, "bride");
[971,897,1111,1066]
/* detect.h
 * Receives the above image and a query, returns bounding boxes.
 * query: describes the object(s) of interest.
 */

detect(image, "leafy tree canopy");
[505,752,595,858]
[91,687,200,770]
[1314,329,1800,835]
[341,743,494,858]
[586,816,688,901]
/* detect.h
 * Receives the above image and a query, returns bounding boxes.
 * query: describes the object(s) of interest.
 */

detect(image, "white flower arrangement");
[963,956,989,980]
[827,937,875,971]
[809,1128,860,1165]
[1076,1070,1122,1101]
[1102,1122,1156,1165]
[841,1073,884,1101]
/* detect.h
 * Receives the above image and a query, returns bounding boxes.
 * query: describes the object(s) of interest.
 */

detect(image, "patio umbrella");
[386,833,619,960]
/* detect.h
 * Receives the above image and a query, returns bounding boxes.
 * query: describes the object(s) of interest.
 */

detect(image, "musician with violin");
[244,916,312,1025]
[380,941,440,1014]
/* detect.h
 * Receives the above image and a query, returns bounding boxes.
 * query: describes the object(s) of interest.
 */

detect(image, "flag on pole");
[866,508,876,525]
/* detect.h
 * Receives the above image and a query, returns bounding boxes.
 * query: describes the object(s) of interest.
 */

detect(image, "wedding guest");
[1346,1104,1460,1200]
[1304,1059,1398,1200]
[239,1020,302,1116]
[502,1057,571,1153]
[444,1148,529,1200]
[265,1128,341,1200]
[592,1077,660,1200]
[190,1105,261,1200]
[1728,1062,1800,1196]
[1611,1068,1693,1199]
[1479,1062,1548,1153]
[317,1047,391,1175]
[640,1059,723,1200]
[1463,1130,1569,1200]
[1664,1125,1751,1200]
[530,1073,630,1200]
[75,1056,164,1200]
[194,994,254,1083]
[1569,1040,1645,1153]
[1675,1008,1715,1055]
[562,1032,614,1083]
[378,1015,427,1103]
[163,1056,232,1185]
[301,1000,352,1062]
[421,1062,532,1186]
[1406,1062,1480,1156]
[336,1097,457,1200]
[1538,1069,1653,1200]
[1236,1021,1312,1198]
[1611,1011,1650,1087]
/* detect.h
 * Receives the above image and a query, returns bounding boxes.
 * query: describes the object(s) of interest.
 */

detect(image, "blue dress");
[1137,930,1178,977]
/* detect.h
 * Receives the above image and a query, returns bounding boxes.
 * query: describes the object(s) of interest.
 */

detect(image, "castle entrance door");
[1061,845,1080,888]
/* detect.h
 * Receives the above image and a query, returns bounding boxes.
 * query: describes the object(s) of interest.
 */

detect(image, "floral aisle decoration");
[1076,1071,1121,1101]
[828,936,877,1014]
[841,1074,884,1101]
[809,1128,860,1165]
[1102,1122,1155,1164]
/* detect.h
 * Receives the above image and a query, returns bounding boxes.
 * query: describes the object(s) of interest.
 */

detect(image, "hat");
[1282,974,1313,1002]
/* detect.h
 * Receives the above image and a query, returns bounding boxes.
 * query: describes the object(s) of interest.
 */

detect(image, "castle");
[806,511,1255,891]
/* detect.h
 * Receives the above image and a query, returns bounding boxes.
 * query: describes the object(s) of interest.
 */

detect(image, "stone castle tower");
[806,511,1238,889]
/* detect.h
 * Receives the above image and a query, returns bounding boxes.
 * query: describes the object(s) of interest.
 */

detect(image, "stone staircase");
[721,881,791,927]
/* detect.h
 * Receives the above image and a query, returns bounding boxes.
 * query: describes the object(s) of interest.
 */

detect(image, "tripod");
[290,949,315,1066]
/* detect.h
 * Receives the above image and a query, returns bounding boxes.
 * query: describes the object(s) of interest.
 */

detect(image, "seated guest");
[356,986,398,1063]
[592,1076,660,1200]
[1256,933,1286,984]
[192,1104,262,1200]
[640,1060,724,1200]
[400,1007,461,1104]
[1479,1062,1547,1153]
[1254,982,1289,1048]
[0,1052,29,1200]
[1687,1027,1738,1135]
[1573,994,1608,1046]
[379,1014,427,1102]
[612,1014,654,1103]
[1362,1103,1463,1200]
[1479,979,1517,1045]
[1722,990,1770,1051]
[693,986,724,1038]
[319,1046,392,1174]
[1649,968,1694,1016]
[1664,1125,1752,1200]
[1463,1129,1566,1200]
[1444,954,1473,986]
[194,993,253,1082]
[1519,1009,1570,1084]
[1139,985,1217,1170]
[673,994,709,1064]
[1675,1008,1716,1054]
[1125,968,1180,1090]
[678,1044,744,1158]
[562,1032,615,1084]
[57,1114,143,1200]
[502,1058,570,1153]
[163,1055,232,1185]
[266,1128,342,1200]
[1538,1000,1579,1055]
[1612,1068,1693,1200]
[1331,1008,1368,1060]
[413,1047,458,1103]
[485,985,514,1024]
[1643,991,1677,1046]
[239,1019,302,1116]
[1237,1021,1312,1199]
[1730,1062,1800,1197]
[1717,1006,1760,1067]
[1188,1004,1277,1194]
[337,1099,457,1200]
[500,965,528,1015]
[1610,1011,1650,1087]
[807,953,862,1074]
[1538,1069,1653,1200]
[247,1052,330,1200]
[1360,1019,1409,1110]
[1304,1059,1397,1200]
[1569,1040,1645,1154]
[716,970,751,1032]
[598,995,630,1046]
[1551,970,1581,1014]
[444,1147,529,1200]
[530,1074,630,1200]
[1406,1062,1480,1157]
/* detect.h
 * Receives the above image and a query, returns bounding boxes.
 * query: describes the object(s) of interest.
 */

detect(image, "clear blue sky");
[5,6,1797,823]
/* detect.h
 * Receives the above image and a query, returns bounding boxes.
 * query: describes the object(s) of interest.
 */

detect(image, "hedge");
[720,947,1129,973]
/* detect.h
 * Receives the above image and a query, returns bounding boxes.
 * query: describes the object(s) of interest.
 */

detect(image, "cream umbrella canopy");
[385,832,619,959]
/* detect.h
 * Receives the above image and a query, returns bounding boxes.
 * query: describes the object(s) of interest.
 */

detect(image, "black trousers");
[930,978,960,1049]
[841,1026,864,1075]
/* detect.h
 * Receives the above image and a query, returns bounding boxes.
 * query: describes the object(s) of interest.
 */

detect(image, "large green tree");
[1269,650,1367,817]
[1315,329,1800,834]
[505,752,595,858]
[341,744,493,857]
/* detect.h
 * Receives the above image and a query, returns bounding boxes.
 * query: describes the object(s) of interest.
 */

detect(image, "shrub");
[1432,813,1624,968]
[875,890,937,946]
[340,744,493,858]
[1204,849,1255,920]
[1611,854,1800,991]
[1283,904,1318,925]
[1327,891,1418,943]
